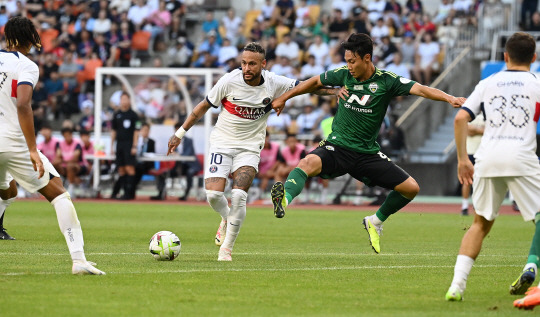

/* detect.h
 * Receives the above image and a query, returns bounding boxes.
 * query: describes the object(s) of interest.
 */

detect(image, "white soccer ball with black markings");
[149,231,181,261]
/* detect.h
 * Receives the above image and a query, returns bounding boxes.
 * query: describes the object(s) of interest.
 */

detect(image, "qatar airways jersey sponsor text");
[206,69,297,152]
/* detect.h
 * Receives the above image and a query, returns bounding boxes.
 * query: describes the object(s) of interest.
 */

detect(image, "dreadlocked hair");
[4,16,42,51]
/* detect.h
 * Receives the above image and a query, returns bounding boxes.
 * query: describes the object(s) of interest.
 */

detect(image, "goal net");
[92,67,224,191]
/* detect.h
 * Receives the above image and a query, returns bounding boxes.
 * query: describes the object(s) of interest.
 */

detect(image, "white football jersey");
[0,50,39,152]
[462,70,540,177]
[206,69,297,153]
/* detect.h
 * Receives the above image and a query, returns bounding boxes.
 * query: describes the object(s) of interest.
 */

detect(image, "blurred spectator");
[45,71,65,118]
[0,6,8,27]
[93,33,115,67]
[399,32,417,71]
[433,0,453,24]
[146,0,171,39]
[332,0,355,19]
[54,127,86,196]
[528,11,540,31]
[218,38,239,66]
[327,52,346,70]
[78,100,95,133]
[257,132,285,197]
[134,123,156,193]
[37,124,60,163]
[413,32,440,85]
[522,0,539,29]
[437,16,459,49]
[453,0,473,16]
[275,33,300,64]
[276,134,307,181]
[79,130,94,183]
[259,0,275,22]
[194,31,220,67]
[94,9,112,34]
[294,0,310,28]
[249,19,264,42]
[385,52,411,80]
[116,21,133,67]
[270,56,296,78]
[379,36,399,66]
[272,0,295,28]
[419,14,437,35]
[403,12,422,37]
[370,17,390,43]
[110,0,132,13]
[352,10,371,35]
[293,16,314,50]
[127,0,151,30]
[267,111,293,133]
[58,51,79,90]
[367,0,386,24]
[313,12,331,43]
[77,30,95,58]
[296,104,322,134]
[351,0,366,19]
[308,35,330,68]
[301,55,325,80]
[202,10,220,40]
[385,0,403,16]
[168,37,193,67]
[405,0,424,15]
[329,9,350,44]
[222,8,243,46]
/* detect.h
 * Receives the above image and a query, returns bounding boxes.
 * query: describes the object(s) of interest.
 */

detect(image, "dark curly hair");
[4,16,41,51]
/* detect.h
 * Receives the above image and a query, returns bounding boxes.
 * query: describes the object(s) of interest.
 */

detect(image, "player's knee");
[297,155,322,176]
[206,190,224,206]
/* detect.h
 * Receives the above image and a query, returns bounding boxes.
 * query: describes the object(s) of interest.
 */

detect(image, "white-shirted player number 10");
[210,153,223,165]
[489,94,530,128]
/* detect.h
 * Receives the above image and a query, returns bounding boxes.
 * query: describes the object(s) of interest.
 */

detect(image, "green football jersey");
[320,66,416,153]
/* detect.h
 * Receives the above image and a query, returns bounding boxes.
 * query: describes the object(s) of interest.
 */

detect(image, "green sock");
[526,213,540,267]
[284,167,308,204]
[375,190,412,222]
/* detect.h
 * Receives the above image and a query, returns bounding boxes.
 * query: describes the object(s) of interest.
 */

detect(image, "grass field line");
[0,251,524,258]
[0,263,522,276]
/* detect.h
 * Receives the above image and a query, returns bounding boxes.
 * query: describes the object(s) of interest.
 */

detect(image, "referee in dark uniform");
[110,92,141,200]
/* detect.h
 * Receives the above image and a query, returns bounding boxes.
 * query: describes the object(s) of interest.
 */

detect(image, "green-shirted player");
[270,33,465,254]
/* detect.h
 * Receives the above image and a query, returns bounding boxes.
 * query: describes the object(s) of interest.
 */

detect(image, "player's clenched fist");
[167,135,181,155]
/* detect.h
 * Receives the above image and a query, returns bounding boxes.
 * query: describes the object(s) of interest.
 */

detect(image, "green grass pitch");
[0,201,535,316]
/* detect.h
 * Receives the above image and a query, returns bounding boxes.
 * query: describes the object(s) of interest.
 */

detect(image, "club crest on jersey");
[262,97,271,105]
[209,165,218,173]
[369,83,378,93]
[325,145,335,151]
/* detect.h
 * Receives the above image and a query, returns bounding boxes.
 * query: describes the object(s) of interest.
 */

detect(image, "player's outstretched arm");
[16,84,44,178]
[272,75,324,115]
[454,109,474,186]
[167,99,212,155]
[409,83,466,108]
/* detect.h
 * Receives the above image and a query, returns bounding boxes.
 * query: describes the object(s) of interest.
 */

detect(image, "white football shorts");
[0,150,60,193]
[204,147,260,180]
[472,174,540,221]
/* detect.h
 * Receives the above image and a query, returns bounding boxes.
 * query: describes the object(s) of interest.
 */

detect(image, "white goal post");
[93,67,224,192]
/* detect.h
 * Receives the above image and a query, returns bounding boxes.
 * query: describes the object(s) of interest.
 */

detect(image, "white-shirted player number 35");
[489,94,531,128]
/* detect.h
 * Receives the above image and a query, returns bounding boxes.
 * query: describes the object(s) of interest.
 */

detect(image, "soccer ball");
[149,231,181,261]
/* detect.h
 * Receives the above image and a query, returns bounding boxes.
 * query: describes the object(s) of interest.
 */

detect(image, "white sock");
[370,214,383,226]
[525,263,538,274]
[0,197,15,219]
[221,189,247,251]
[461,199,469,210]
[206,190,230,221]
[451,255,475,290]
[51,192,86,262]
